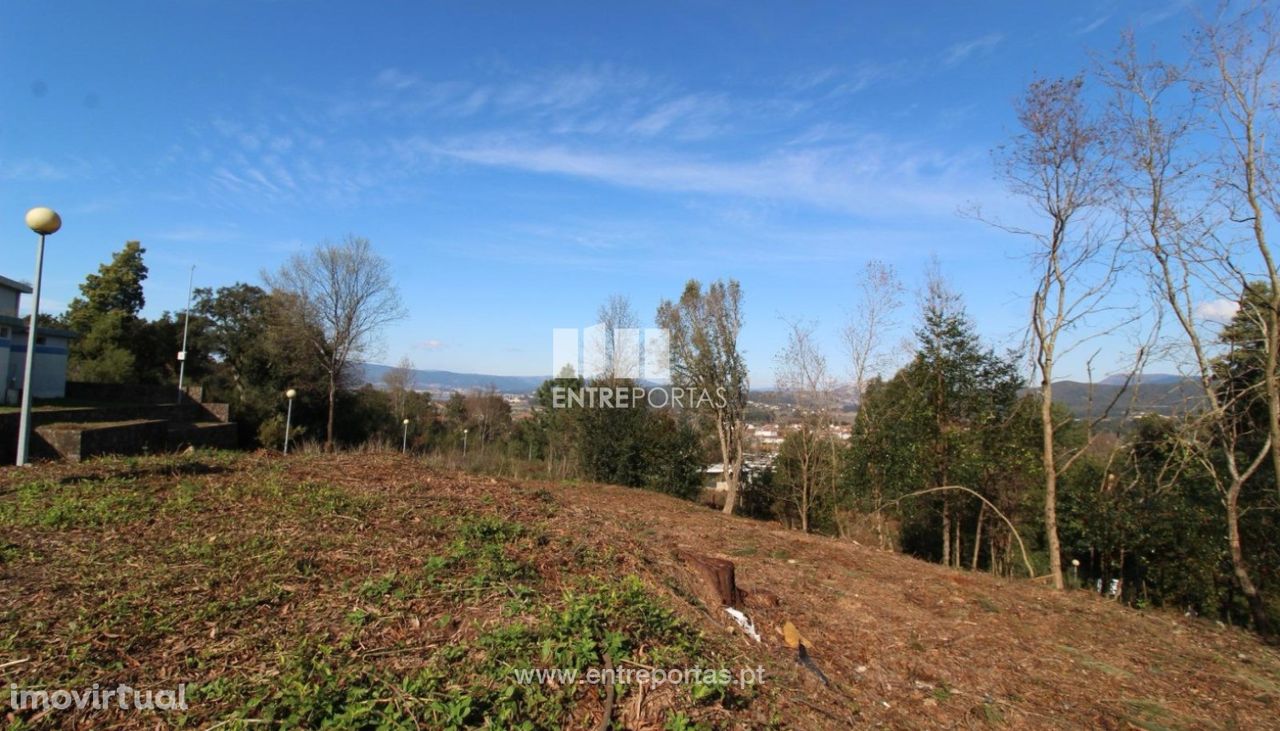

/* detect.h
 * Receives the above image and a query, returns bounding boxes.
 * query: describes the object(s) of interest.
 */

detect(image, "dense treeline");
[756,276,1278,631]
[51,241,318,446]
[50,241,496,455]
[517,377,705,499]
[47,241,707,500]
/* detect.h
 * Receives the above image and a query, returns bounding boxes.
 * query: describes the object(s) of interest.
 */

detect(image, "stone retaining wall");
[37,420,169,462]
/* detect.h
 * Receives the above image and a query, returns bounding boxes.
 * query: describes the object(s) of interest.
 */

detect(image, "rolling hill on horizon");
[355,362,548,394]
[1032,376,1204,419]
[1099,372,1188,386]
[357,362,1204,421]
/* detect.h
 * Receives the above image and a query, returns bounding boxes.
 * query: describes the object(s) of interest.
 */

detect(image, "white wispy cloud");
[336,64,657,127]
[1074,14,1111,35]
[0,157,92,182]
[1138,0,1196,27]
[421,135,993,219]
[944,33,1004,66]
[373,67,419,91]
[785,60,914,97]
[626,93,730,139]
[493,64,645,112]
[1195,298,1239,324]
[172,57,1007,223]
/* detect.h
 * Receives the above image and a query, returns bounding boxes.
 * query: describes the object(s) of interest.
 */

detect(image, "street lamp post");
[16,207,61,466]
[176,265,195,403]
[462,428,469,456]
[401,418,410,453]
[284,388,297,454]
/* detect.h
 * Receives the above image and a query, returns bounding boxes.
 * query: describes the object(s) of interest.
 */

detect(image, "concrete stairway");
[0,385,237,462]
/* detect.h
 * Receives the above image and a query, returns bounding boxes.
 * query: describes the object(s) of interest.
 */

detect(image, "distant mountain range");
[353,363,1205,419]
[1098,373,1187,386]
[355,363,547,394]
[1044,376,1203,419]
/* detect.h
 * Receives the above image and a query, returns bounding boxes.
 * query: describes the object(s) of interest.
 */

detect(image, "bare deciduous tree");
[1105,18,1276,635]
[383,355,417,421]
[992,76,1121,589]
[840,260,906,546]
[265,235,406,450]
[775,318,837,532]
[1196,5,1280,502]
[595,294,640,380]
[843,259,905,400]
[467,385,511,446]
[657,280,749,515]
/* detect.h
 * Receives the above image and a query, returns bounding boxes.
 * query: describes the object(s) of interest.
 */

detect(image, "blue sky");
[1,1,1211,382]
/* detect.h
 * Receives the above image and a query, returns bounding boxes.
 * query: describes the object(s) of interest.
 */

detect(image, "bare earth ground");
[1,452,1278,729]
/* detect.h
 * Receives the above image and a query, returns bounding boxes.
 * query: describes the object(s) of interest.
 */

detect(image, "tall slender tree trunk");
[829,431,840,525]
[873,487,886,550]
[1041,379,1063,588]
[800,453,811,533]
[988,530,997,575]
[1242,150,1280,505]
[1265,293,1280,503]
[972,503,985,571]
[326,373,337,451]
[953,519,962,568]
[941,499,951,567]
[1227,482,1273,636]
[731,425,745,514]
[717,418,737,515]
[1004,531,1014,578]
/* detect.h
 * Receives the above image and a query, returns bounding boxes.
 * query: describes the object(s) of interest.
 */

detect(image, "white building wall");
[8,335,70,399]
[0,280,71,402]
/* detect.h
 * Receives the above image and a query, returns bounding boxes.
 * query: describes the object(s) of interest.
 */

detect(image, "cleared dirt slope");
[515,462,1280,729]
[1,452,1277,729]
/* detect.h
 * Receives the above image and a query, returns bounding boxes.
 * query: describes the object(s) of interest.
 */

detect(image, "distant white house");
[704,453,776,491]
[0,274,76,404]
[749,425,785,447]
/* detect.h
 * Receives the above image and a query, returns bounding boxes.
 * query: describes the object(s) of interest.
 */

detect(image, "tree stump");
[677,550,741,609]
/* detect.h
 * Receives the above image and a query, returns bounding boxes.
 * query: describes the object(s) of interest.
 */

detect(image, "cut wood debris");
[779,619,830,686]
[723,607,761,642]
[780,619,811,651]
